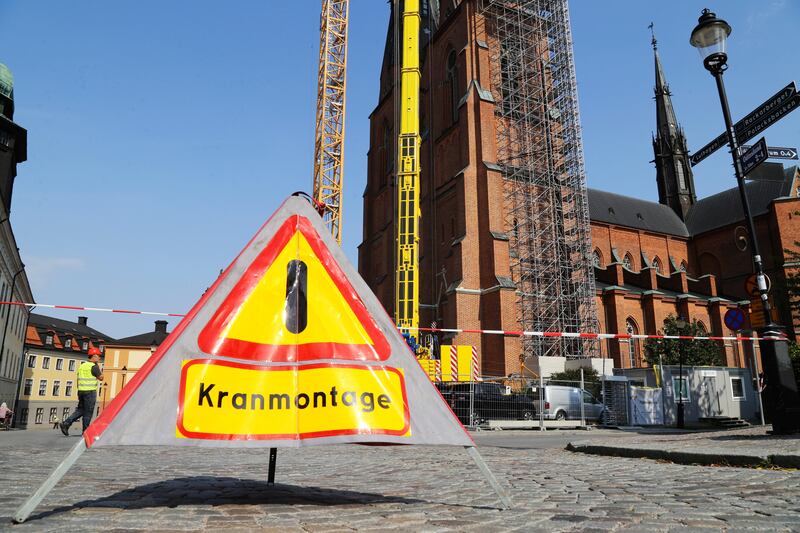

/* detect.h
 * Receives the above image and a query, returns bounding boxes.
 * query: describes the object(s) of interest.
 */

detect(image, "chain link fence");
[436,370,620,429]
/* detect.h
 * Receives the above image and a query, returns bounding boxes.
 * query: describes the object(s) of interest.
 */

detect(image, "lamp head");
[690,8,731,73]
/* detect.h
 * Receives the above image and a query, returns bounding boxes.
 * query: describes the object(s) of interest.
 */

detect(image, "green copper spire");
[0,63,14,100]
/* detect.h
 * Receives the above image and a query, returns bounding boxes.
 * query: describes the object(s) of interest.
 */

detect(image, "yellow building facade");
[17,314,112,429]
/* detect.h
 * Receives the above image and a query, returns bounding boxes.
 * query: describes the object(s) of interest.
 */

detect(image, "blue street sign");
[724,308,746,331]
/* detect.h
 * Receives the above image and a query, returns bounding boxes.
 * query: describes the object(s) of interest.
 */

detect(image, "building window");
[56,358,63,370]
[38,379,47,396]
[49,407,58,424]
[68,359,76,372]
[65,380,73,396]
[652,257,662,274]
[20,408,28,424]
[42,356,50,369]
[672,376,690,402]
[65,338,72,349]
[446,50,459,125]
[45,334,53,345]
[382,123,392,177]
[676,162,687,190]
[731,377,746,400]
[626,319,639,368]
[23,378,32,396]
[35,408,44,424]
[592,249,603,268]
[63,407,70,420]
[52,380,61,396]
[27,354,35,368]
[623,253,634,270]
[82,341,88,351]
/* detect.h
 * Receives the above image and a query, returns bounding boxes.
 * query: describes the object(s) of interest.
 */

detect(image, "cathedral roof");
[589,163,797,238]
[685,163,797,235]
[588,188,689,237]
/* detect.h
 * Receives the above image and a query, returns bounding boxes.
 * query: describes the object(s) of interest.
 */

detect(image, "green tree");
[644,315,724,367]
[790,343,800,386]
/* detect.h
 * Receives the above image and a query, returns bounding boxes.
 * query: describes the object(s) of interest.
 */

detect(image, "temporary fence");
[0,300,787,343]
[436,371,612,430]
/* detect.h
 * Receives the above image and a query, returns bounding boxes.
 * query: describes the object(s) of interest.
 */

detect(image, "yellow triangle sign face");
[198,215,391,362]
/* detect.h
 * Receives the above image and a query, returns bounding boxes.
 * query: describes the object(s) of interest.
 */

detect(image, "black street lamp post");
[690,9,800,434]
[675,316,687,429]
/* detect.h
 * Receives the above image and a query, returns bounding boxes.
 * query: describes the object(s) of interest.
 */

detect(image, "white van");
[530,385,606,421]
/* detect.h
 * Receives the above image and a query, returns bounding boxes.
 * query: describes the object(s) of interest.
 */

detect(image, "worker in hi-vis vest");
[60,346,104,436]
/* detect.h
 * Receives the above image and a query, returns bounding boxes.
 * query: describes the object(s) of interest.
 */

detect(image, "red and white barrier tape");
[406,327,787,343]
[1,301,786,342]
[0,301,186,318]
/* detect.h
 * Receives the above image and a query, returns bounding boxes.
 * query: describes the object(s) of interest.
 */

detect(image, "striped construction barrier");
[0,301,786,342]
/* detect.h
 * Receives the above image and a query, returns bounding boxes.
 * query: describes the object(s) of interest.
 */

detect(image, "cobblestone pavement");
[1,429,798,531]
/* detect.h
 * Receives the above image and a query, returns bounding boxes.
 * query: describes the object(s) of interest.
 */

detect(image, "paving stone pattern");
[1,431,799,531]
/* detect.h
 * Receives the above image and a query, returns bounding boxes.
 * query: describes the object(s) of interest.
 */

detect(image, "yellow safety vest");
[77,361,99,392]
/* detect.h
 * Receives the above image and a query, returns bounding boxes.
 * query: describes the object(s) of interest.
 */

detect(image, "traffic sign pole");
[710,65,800,435]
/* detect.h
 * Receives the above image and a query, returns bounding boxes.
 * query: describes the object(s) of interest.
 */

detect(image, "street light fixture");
[690,9,800,434]
[689,9,774,324]
[690,8,731,73]
[674,316,687,429]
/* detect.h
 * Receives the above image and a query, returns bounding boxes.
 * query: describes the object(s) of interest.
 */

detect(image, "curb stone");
[565,442,784,468]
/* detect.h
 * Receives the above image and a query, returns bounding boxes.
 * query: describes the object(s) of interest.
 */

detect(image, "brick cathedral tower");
[359,0,597,376]
[651,34,696,220]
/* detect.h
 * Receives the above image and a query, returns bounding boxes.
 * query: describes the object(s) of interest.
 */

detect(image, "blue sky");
[0,1,798,339]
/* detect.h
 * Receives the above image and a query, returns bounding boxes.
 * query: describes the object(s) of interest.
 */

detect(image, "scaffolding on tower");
[480,0,598,359]
[313,0,350,244]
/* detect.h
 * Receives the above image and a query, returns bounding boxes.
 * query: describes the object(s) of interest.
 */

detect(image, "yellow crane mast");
[395,0,422,338]
[313,0,350,244]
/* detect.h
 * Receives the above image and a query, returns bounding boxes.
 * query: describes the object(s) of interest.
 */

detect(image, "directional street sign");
[739,145,799,160]
[740,137,768,176]
[766,146,798,159]
[690,82,798,166]
[737,94,800,146]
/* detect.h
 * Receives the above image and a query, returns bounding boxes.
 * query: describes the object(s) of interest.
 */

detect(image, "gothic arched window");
[382,122,392,176]
[676,162,687,190]
[446,50,459,125]
[592,249,603,268]
[652,256,662,274]
[626,318,639,368]
[623,253,634,271]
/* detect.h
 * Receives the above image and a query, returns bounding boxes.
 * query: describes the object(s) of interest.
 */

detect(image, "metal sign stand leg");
[14,439,87,523]
[464,446,512,509]
[267,447,277,486]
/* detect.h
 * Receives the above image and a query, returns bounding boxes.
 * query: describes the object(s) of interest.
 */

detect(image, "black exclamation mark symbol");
[285,260,308,334]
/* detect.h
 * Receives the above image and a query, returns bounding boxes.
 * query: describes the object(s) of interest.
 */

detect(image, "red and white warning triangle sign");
[84,196,472,447]
[197,215,390,363]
